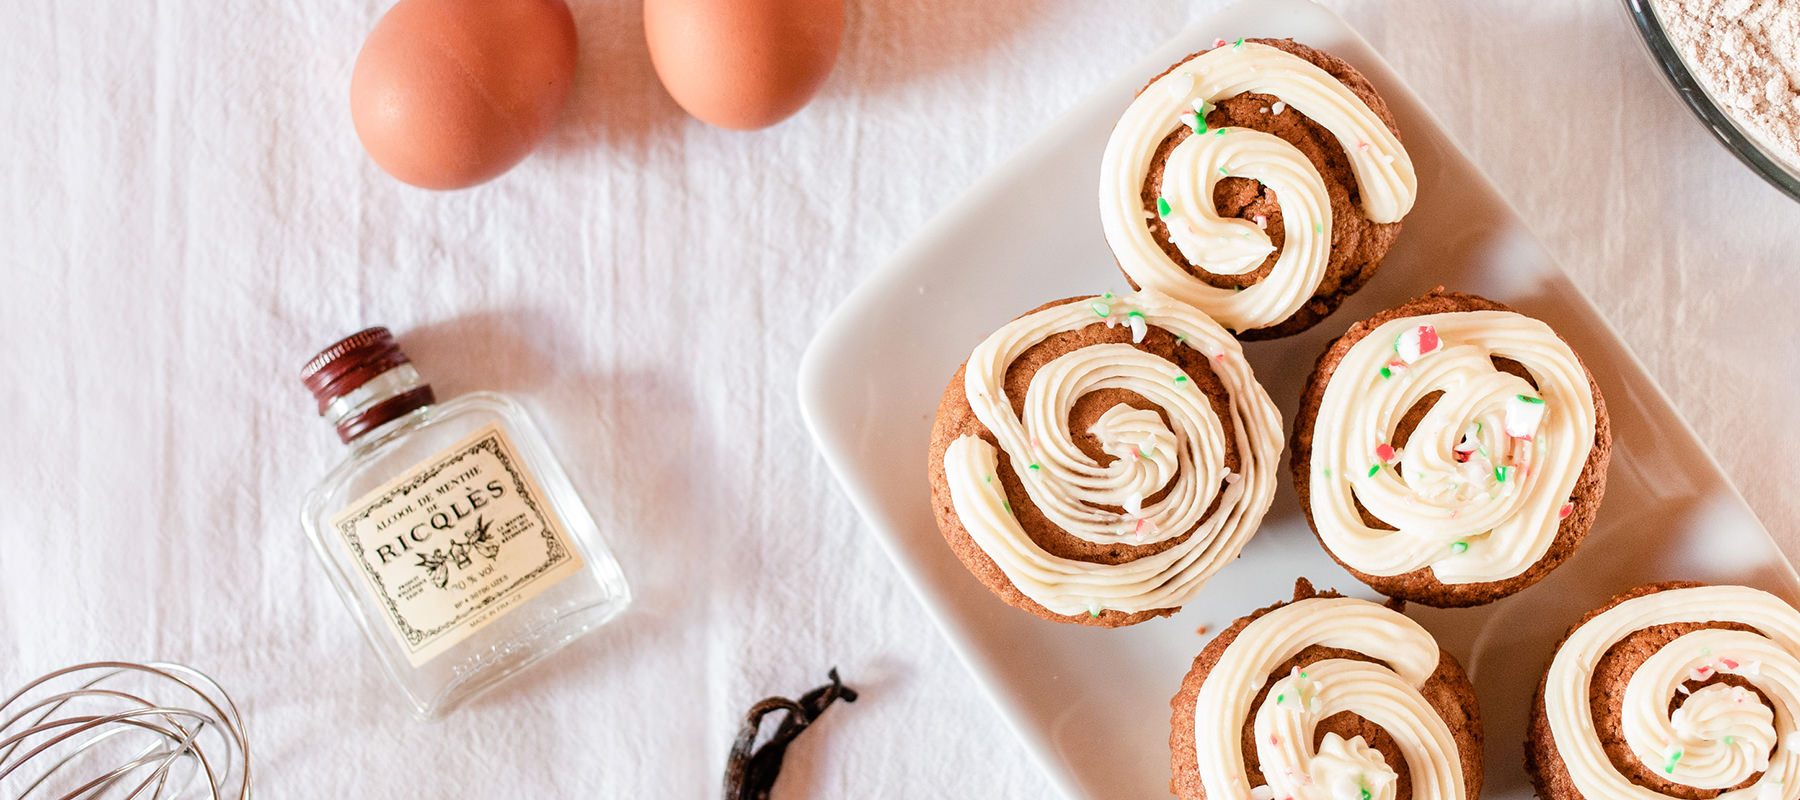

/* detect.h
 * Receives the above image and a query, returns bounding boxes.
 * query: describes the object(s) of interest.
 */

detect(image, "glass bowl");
[1621,0,1800,202]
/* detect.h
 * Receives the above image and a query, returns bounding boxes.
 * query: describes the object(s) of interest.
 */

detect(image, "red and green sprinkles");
[1091,300,1112,318]
[1157,197,1171,217]
[1664,749,1683,774]
[1494,465,1509,483]
[1451,541,1469,555]
[1366,463,1381,478]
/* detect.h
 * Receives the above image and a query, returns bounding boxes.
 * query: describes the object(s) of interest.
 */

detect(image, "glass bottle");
[299,327,630,718]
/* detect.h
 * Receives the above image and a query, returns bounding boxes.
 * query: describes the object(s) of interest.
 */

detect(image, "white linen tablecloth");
[4,0,1798,795]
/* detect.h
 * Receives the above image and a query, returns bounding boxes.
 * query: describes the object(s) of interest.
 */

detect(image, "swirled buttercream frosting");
[1100,38,1414,338]
[1529,583,1800,800]
[1170,583,1483,799]
[1293,292,1610,607]
[927,289,1282,625]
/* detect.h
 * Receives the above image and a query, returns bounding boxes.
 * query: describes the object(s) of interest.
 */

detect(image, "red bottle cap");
[302,327,436,442]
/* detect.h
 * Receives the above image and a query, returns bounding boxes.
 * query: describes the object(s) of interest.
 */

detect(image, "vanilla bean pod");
[723,668,858,799]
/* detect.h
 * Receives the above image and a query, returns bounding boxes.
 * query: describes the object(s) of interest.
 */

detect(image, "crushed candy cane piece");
[1126,310,1147,343]
[1394,324,1441,363]
[1505,394,1547,439]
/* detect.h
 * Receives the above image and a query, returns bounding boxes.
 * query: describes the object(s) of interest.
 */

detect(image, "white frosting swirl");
[1099,40,1415,333]
[1543,585,1800,798]
[1195,596,1468,800]
[941,289,1282,617]
[1306,309,1597,584]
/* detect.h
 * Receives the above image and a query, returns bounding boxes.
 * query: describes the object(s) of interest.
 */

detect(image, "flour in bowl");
[1652,0,1800,169]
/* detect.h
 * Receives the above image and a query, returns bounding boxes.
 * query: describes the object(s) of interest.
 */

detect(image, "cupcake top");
[1170,580,1482,800]
[1099,38,1415,337]
[1530,583,1800,799]
[928,288,1283,625]
[1292,291,1610,606]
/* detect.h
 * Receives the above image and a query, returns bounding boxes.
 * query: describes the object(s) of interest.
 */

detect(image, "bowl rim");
[1622,0,1800,203]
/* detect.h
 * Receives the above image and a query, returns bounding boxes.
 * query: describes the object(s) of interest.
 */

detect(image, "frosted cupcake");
[1099,37,1414,339]
[1291,290,1611,607]
[927,289,1283,626]
[1527,582,1800,799]
[1170,578,1484,799]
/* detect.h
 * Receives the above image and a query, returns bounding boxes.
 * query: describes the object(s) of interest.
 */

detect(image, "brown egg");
[645,0,843,130]
[351,0,579,190]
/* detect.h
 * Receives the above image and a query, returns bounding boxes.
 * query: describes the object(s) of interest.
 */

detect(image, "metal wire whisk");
[0,662,250,799]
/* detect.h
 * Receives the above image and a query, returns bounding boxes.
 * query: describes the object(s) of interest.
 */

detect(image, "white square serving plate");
[797,0,1800,796]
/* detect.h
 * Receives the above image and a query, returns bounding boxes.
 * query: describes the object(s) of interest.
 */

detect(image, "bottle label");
[329,422,585,666]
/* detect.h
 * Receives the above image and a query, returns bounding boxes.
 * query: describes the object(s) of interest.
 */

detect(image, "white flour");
[1652,0,1800,170]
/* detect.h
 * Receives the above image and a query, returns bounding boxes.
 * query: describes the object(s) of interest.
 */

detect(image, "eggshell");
[351,0,579,190]
[645,0,843,130]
